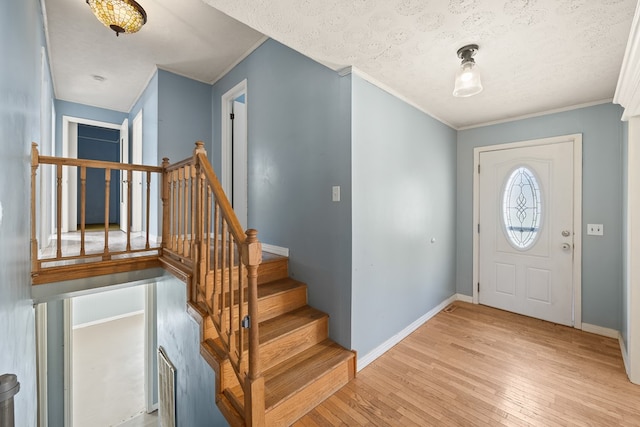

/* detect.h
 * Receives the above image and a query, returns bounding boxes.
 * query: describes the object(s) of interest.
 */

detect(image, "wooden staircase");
[190,254,356,426]
[30,141,356,425]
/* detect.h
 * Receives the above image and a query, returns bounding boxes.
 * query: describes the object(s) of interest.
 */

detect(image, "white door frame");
[472,133,583,328]
[132,110,143,233]
[626,117,640,384]
[61,116,122,232]
[221,79,248,229]
[120,118,129,232]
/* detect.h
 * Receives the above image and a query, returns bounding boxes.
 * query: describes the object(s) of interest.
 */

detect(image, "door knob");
[561,243,572,250]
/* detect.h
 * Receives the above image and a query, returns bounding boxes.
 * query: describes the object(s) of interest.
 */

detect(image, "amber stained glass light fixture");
[86,0,147,36]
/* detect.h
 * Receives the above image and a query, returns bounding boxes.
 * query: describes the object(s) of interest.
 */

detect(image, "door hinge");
[477,223,480,233]
[478,164,480,174]
[241,315,250,328]
[230,113,235,120]
[477,282,480,293]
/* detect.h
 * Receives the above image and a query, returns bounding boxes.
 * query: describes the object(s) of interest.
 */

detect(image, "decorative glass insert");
[502,167,542,249]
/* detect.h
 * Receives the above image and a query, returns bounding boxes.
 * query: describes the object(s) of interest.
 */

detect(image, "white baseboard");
[73,309,144,330]
[619,332,630,376]
[456,293,473,303]
[261,243,289,257]
[357,294,458,371]
[581,323,619,339]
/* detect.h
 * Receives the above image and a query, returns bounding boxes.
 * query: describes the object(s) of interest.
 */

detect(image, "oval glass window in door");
[502,166,542,249]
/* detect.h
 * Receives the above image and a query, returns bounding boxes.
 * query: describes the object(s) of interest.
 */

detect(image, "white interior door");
[478,141,575,326]
[120,118,129,232]
[233,99,248,230]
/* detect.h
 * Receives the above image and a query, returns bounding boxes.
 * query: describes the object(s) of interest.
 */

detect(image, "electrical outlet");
[587,224,604,236]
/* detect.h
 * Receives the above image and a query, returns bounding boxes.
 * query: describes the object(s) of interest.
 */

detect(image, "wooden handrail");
[37,155,162,173]
[194,151,246,244]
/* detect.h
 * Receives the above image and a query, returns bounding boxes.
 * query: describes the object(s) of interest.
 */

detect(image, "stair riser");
[265,358,355,426]
[204,258,289,293]
[203,286,308,339]
[261,317,328,371]
[219,317,328,381]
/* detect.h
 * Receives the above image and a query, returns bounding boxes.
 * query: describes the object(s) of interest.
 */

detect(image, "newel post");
[30,143,39,275]
[161,157,170,253]
[243,229,265,426]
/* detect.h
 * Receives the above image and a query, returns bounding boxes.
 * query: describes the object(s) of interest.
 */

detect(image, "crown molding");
[614,0,640,120]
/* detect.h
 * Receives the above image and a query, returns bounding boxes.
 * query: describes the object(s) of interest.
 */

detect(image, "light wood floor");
[295,302,640,426]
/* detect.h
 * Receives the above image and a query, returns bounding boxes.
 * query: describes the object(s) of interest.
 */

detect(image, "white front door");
[120,118,129,232]
[478,141,575,326]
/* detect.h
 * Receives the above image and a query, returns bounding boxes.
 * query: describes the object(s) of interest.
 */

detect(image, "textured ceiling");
[44,0,264,112]
[44,0,637,128]
[202,0,637,128]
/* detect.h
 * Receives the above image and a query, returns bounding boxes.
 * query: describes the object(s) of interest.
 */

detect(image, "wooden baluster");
[181,165,190,256]
[103,168,111,259]
[221,221,228,339]
[80,166,86,256]
[172,170,178,251]
[228,233,235,354]
[238,258,245,360]
[30,143,39,274]
[197,166,206,303]
[146,171,151,250]
[127,169,132,252]
[243,229,264,427]
[205,183,212,309]
[212,201,219,314]
[161,158,170,252]
[56,164,62,259]
[191,165,197,260]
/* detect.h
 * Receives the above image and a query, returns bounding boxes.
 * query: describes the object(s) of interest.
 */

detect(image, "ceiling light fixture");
[86,0,147,37]
[453,44,483,98]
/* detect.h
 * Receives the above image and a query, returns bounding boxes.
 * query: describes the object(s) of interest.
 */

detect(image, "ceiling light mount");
[453,44,483,98]
[86,0,147,37]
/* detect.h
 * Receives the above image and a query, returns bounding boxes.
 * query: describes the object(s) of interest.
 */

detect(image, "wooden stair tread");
[258,305,326,344]
[227,339,354,412]
[221,277,305,304]
[204,305,326,362]
[258,277,305,297]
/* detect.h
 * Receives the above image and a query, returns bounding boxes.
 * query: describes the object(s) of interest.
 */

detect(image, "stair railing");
[162,142,265,426]
[30,143,163,284]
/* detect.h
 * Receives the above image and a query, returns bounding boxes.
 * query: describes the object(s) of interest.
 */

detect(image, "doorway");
[66,284,156,426]
[221,80,248,230]
[77,124,120,226]
[473,134,583,327]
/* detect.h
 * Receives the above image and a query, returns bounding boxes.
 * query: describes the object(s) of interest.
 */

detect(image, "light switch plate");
[332,186,340,202]
[587,224,603,236]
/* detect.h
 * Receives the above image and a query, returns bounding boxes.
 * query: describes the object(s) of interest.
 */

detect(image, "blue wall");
[0,0,52,425]
[457,103,625,330]
[158,70,212,163]
[351,75,458,357]
[156,275,227,426]
[211,39,353,348]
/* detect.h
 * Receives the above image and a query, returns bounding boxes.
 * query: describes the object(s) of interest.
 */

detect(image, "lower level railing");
[30,142,163,284]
